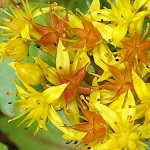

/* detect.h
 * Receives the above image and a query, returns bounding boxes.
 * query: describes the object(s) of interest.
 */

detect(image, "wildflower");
[68,106,107,145]
[101,62,134,99]
[71,18,101,50]
[0,0,38,39]
[0,38,29,62]
[93,90,149,150]
[31,2,69,50]
[99,0,150,46]
[121,33,150,65]
[35,41,92,105]
[8,80,68,134]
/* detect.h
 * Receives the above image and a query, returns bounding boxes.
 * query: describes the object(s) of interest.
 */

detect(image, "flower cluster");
[1,0,150,149]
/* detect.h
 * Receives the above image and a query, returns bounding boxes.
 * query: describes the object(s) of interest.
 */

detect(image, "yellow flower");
[0,0,39,39]
[93,90,149,150]
[9,80,68,134]
[0,38,29,62]
[100,0,150,46]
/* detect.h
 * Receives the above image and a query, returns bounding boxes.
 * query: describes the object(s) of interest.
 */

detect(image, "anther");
[6,92,10,95]
[70,61,73,64]
[132,8,136,13]
[44,73,48,77]
[54,42,57,46]
[47,65,50,68]
[74,140,78,144]
[40,117,44,120]
[113,23,118,27]
[86,96,90,101]
[59,66,62,69]
[108,39,113,43]
[24,126,28,130]
[36,100,40,105]
[8,119,12,123]
[80,95,85,100]
[46,84,50,88]
[67,109,71,113]
[66,140,73,144]
[139,132,142,136]
[13,54,17,58]
[76,8,80,12]
[115,58,119,61]
[83,106,87,109]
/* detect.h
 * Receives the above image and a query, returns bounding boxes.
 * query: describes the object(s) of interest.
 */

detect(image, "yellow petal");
[48,105,74,136]
[64,100,80,125]
[122,90,136,127]
[93,22,113,42]
[132,70,150,101]
[56,41,70,75]
[21,24,31,40]
[34,57,60,85]
[43,83,68,104]
[88,0,100,13]
[112,22,128,46]
[95,103,122,132]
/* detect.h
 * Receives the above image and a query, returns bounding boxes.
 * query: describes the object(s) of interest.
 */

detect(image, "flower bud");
[15,62,44,85]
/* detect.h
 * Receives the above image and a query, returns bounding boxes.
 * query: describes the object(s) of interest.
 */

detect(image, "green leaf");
[0,115,78,150]
[0,59,17,116]
[0,142,8,150]
[38,50,56,67]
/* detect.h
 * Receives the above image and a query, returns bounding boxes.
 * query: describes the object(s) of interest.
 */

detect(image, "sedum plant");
[0,0,150,149]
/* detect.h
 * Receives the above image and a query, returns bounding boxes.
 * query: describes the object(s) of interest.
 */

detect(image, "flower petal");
[43,83,68,104]
[132,70,150,101]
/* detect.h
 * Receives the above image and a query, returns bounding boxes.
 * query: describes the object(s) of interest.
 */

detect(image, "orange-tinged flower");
[71,18,101,50]
[102,62,134,99]
[31,3,69,49]
[35,41,92,105]
[122,33,150,65]
[68,106,106,145]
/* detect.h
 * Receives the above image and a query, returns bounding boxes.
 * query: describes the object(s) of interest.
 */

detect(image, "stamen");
[8,119,12,123]
[36,100,40,105]
[66,140,73,144]
[24,126,28,130]
[74,140,78,144]
[59,66,62,69]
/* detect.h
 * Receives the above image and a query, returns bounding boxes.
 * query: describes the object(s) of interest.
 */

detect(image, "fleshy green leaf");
[0,59,17,116]
[38,50,56,68]
[0,143,8,150]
